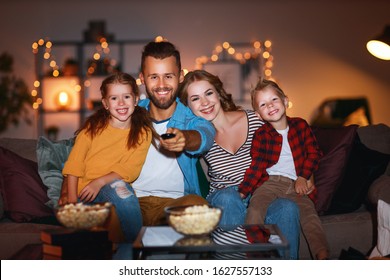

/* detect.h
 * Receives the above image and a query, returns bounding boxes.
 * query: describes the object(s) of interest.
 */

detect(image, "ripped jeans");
[93,180,142,242]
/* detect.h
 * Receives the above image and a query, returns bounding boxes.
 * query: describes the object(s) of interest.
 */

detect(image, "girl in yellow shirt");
[62,72,157,241]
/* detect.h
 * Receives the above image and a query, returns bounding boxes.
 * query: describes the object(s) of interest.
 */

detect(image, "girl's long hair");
[76,72,158,149]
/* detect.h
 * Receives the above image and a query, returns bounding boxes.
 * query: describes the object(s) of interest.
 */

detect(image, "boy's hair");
[141,41,181,73]
[179,69,240,112]
[251,78,287,110]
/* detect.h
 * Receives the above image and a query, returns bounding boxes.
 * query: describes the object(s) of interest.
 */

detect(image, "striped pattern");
[211,226,250,259]
[204,110,263,192]
[212,226,250,244]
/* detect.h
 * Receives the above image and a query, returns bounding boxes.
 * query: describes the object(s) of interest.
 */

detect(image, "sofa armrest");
[367,174,390,205]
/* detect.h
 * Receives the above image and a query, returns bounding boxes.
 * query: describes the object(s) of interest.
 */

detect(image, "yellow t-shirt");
[62,125,151,194]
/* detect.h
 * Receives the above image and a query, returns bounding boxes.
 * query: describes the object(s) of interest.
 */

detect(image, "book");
[43,253,61,260]
[40,228,109,246]
[42,242,112,260]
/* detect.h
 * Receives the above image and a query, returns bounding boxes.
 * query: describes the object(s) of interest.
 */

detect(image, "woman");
[179,70,300,259]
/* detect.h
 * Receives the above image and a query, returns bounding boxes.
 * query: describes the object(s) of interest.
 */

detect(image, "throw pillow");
[36,136,74,208]
[326,134,390,214]
[0,147,53,222]
[312,125,358,215]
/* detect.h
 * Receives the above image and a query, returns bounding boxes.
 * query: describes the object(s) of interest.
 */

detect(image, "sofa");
[1,124,389,260]
[199,123,390,259]
[299,124,390,259]
[0,137,62,260]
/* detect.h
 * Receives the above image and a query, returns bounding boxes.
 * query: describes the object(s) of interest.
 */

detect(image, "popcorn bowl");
[55,202,111,230]
[165,204,222,237]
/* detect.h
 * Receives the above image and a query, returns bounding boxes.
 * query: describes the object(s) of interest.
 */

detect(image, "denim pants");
[207,187,300,259]
[94,180,142,242]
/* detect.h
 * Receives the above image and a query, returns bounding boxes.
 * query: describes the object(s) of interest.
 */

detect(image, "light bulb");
[366,40,390,60]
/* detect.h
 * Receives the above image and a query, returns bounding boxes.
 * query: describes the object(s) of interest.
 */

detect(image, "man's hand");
[159,128,201,152]
[159,128,186,152]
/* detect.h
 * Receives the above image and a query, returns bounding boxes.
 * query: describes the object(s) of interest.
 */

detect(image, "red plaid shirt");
[239,117,322,198]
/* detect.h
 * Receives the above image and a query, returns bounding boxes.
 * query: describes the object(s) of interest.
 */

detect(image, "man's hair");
[141,41,181,72]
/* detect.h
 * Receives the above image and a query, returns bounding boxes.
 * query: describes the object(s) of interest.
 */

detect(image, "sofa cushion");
[36,136,74,208]
[357,123,390,155]
[312,125,358,215]
[327,134,390,214]
[0,147,53,222]
[367,175,390,206]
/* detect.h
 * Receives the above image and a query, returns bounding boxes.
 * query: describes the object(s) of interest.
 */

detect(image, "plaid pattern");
[239,117,322,198]
[244,225,271,243]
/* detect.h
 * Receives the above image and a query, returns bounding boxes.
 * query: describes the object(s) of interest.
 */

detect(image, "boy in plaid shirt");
[238,78,329,259]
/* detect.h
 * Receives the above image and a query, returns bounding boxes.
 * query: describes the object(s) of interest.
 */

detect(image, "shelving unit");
[34,39,151,140]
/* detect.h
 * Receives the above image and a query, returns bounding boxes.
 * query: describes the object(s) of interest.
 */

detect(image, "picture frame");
[203,61,242,101]
[203,57,261,103]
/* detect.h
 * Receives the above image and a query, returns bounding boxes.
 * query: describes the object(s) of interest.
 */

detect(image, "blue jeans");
[265,198,300,259]
[207,187,300,259]
[94,180,142,242]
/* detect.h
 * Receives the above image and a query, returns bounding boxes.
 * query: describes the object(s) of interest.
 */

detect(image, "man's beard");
[146,86,177,110]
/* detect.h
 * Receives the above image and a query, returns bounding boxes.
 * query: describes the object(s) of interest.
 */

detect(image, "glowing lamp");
[56,91,71,109]
[366,25,390,60]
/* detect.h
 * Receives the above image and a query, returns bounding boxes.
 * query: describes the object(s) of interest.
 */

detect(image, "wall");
[1,0,389,139]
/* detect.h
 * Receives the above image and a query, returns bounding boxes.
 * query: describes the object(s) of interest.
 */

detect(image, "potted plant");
[0,52,32,133]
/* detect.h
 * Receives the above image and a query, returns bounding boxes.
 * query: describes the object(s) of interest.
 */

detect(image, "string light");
[31,36,118,109]
[195,40,274,80]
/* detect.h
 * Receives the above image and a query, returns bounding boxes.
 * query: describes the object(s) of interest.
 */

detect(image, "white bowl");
[165,205,222,237]
[55,202,111,230]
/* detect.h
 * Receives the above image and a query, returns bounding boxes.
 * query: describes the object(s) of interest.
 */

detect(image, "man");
[134,41,216,226]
